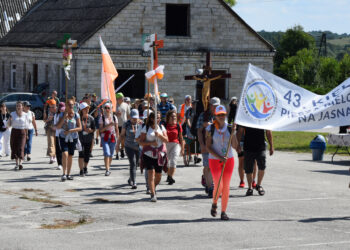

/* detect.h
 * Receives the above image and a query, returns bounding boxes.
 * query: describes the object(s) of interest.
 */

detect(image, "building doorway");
[210,70,227,100]
[114,70,145,99]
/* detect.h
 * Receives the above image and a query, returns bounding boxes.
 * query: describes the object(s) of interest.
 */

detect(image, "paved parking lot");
[0,125,349,250]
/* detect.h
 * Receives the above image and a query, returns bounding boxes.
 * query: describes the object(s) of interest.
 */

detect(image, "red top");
[166,124,182,144]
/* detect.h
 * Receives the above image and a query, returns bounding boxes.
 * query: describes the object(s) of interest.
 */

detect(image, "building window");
[166,4,190,36]
[23,63,27,85]
[114,70,146,99]
[33,64,38,89]
[10,63,17,89]
[210,70,228,100]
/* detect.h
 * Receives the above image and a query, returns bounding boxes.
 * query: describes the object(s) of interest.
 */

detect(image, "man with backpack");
[196,97,220,198]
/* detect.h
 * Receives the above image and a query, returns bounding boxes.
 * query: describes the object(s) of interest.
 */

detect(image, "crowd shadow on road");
[299,159,350,167]
[128,217,252,227]
[311,169,350,176]
[5,174,58,182]
[299,216,350,223]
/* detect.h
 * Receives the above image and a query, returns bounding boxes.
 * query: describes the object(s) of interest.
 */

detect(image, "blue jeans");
[102,137,116,157]
[24,129,34,155]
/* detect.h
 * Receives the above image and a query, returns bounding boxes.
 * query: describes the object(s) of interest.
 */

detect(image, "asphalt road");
[0,122,349,250]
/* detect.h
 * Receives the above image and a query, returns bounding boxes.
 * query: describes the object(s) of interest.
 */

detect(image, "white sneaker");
[14,165,19,171]
[56,165,62,170]
[52,157,57,163]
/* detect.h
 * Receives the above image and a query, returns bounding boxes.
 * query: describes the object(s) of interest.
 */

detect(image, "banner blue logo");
[243,80,277,120]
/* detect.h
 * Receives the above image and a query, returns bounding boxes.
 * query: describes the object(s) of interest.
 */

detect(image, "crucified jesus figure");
[193,73,222,111]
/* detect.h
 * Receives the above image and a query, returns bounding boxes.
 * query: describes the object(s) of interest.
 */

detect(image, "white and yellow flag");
[100,37,118,112]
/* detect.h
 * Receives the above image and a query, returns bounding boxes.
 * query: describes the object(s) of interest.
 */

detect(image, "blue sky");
[234,0,350,34]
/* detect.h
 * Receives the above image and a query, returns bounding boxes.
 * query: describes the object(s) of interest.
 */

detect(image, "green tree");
[279,48,318,86]
[317,57,340,88]
[339,53,350,82]
[274,25,316,74]
[224,0,236,7]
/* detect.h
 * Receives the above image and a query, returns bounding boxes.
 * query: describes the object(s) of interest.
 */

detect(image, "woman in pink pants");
[206,105,238,221]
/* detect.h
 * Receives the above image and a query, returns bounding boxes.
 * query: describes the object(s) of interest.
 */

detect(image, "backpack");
[189,113,200,138]
[210,123,233,144]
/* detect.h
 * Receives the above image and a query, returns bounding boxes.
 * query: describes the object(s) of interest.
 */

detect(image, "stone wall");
[0,0,274,105]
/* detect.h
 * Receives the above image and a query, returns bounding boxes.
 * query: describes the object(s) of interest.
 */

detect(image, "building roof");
[0,0,133,47]
[0,0,40,39]
[0,0,274,51]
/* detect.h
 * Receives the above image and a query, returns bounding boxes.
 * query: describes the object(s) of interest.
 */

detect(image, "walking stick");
[214,124,235,202]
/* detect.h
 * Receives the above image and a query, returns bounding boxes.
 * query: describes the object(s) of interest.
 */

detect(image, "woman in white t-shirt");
[139,111,168,202]
[8,101,29,170]
[206,105,238,221]
[23,101,38,162]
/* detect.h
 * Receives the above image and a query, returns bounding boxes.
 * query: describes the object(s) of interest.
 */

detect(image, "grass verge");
[274,131,349,154]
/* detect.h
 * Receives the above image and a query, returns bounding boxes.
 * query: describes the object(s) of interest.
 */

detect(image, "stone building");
[0,0,275,104]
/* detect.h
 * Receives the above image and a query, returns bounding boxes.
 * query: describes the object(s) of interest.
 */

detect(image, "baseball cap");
[124,97,131,102]
[210,97,220,106]
[92,93,97,97]
[160,93,168,98]
[79,102,89,110]
[23,101,31,107]
[47,99,56,106]
[116,92,124,99]
[230,96,237,102]
[215,105,227,115]
[143,109,153,118]
[130,109,139,119]
[104,102,112,109]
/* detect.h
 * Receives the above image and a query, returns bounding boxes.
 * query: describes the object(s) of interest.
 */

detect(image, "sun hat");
[210,97,220,106]
[215,105,227,115]
[116,92,124,99]
[130,109,139,119]
[79,102,89,110]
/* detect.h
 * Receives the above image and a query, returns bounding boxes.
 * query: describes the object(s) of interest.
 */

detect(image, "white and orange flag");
[100,36,118,112]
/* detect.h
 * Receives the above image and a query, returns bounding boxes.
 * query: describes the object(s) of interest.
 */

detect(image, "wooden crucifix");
[185,52,231,111]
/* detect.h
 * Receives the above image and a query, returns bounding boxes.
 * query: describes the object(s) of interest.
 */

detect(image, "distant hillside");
[259,30,350,60]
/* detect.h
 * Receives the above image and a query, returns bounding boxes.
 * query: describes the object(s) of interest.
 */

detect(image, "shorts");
[244,150,266,174]
[202,153,209,168]
[94,117,100,129]
[101,137,116,158]
[143,154,162,173]
[166,142,180,168]
[59,137,77,156]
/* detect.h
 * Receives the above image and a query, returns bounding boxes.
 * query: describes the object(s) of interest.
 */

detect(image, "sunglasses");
[104,107,110,110]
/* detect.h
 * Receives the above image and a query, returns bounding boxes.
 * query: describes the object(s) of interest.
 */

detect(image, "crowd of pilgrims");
[0,90,273,221]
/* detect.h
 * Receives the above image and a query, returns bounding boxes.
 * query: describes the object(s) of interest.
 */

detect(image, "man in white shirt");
[115,92,130,159]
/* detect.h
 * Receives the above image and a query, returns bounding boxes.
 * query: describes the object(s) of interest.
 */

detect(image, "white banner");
[235,64,350,131]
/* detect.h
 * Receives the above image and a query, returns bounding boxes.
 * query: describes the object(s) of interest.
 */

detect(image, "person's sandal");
[246,188,253,196]
[210,203,217,217]
[256,185,265,196]
[221,212,229,221]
